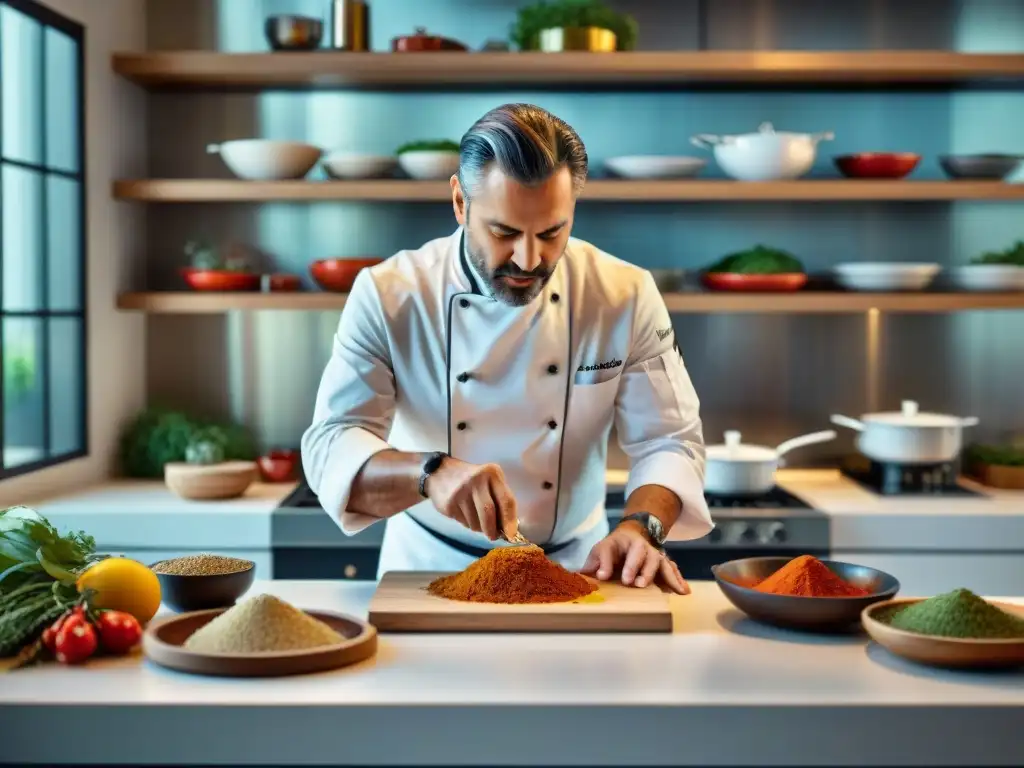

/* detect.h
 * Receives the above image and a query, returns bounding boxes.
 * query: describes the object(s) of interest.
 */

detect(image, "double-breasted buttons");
[459,298,470,309]
[548,420,558,430]
[547,364,558,375]
[457,421,468,431]
[456,372,471,383]
[542,481,553,490]
[550,293,560,303]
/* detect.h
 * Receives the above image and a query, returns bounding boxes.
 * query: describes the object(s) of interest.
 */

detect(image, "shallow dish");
[322,152,398,180]
[862,598,1024,669]
[834,262,940,291]
[207,139,322,181]
[181,268,261,292]
[164,460,258,500]
[948,264,1024,292]
[605,155,707,179]
[833,152,920,179]
[310,258,383,292]
[150,559,256,613]
[712,556,900,631]
[143,606,377,677]
[397,150,460,180]
[939,154,1021,181]
[702,273,808,292]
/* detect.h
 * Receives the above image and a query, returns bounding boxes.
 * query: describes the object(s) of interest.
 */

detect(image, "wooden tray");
[143,607,377,677]
[862,598,1024,669]
[367,572,672,633]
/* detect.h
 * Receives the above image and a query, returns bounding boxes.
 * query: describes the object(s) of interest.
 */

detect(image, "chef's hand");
[580,523,690,595]
[424,457,518,541]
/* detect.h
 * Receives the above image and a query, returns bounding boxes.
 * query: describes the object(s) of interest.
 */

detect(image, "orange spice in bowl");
[753,554,870,598]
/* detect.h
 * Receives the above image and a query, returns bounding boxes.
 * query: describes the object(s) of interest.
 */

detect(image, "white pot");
[398,150,461,180]
[322,152,398,180]
[704,428,837,495]
[831,400,979,464]
[690,122,834,181]
[207,140,322,181]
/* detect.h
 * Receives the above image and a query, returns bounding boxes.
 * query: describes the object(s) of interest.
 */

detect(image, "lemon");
[77,557,162,624]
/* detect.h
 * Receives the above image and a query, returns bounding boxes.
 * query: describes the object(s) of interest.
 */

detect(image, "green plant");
[510,0,638,51]
[706,245,805,275]
[3,346,36,401]
[970,239,1024,266]
[184,240,253,272]
[185,438,225,465]
[118,407,256,478]
[395,139,460,155]
[963,443,1024,469]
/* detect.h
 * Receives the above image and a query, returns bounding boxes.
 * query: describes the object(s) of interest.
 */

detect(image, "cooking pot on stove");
[830,400,979,465]
[704,428,837,496]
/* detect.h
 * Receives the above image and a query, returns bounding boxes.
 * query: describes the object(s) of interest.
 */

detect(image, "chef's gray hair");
[458,103,588,201]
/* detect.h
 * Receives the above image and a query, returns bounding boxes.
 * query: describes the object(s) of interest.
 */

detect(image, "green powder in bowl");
[884,588,1024,640]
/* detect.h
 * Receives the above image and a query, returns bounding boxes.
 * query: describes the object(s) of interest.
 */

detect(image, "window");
[0,0,85,478]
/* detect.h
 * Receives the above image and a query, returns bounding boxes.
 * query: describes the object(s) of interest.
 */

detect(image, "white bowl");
[398,150,461,181]
[834,262,941,291]
[322,152,398,180]
[949,264,1024,292]
[605,156,707,179]
[207,140,322,181]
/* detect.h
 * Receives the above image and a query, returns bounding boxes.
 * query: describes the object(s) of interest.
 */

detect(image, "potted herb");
[963,443,1024,490]
[950,240,1024,292]
[510,0,638,52]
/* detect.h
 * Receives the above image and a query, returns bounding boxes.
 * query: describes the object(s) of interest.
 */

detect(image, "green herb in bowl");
[510,0,638,51]
[970,239,1024,266]
[395,139,460,155]
[706,245,806,275]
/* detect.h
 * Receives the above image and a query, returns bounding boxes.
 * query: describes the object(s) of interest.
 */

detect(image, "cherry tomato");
[42,608,77,654]
[55,615,98,664]
[95,610,142,654]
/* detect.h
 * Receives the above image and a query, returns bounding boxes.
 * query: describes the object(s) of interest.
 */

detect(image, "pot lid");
[706,430,777,462]
[860,400,966,427]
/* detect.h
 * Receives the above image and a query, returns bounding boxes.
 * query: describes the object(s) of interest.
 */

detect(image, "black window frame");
[0,0,87,480]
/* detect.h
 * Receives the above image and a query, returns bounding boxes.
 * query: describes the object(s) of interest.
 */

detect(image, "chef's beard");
[465,230,556,307]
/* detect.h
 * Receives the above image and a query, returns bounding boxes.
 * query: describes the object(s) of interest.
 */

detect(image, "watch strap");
[418,451,447,498]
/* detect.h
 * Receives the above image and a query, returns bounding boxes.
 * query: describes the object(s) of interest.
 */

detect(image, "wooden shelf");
[117,291,1024,314]
[113,179,1024,203]
[111,50,1024,90]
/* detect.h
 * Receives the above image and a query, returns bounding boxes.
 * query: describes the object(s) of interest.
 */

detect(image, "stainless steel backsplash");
[142,0,1024,463]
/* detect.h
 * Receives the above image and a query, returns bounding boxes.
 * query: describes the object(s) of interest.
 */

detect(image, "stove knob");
[737,524,758,543]
[344,564,358,578]
[762,522,788,544]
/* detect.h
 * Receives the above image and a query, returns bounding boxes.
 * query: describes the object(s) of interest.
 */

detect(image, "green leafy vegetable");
[705,245,805,275]
[119,407,256,478]
[510,0,638,51]
[0,507,100,592]
[963,443,1024,468]
[395,139,460,155]
[970,240,1024,266]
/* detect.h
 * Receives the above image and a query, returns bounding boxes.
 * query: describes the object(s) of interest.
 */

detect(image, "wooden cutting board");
[367,572,672,633]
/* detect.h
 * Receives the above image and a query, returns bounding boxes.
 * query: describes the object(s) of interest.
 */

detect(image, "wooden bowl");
[143,606,377,677]
[164,461,258,500]
[150,559,256,613]
[310,258,382,292]
[862,598,1024,669]
[712,556,900,632]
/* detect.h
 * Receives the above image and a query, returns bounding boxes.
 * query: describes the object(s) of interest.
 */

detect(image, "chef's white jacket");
[302,228,713,575]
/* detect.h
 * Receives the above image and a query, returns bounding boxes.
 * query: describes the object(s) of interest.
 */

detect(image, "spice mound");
[153,554,253,576]
[885,588,1024,640]
[752,555,870,598]
[183,594,342,653]
[427,544,597,604]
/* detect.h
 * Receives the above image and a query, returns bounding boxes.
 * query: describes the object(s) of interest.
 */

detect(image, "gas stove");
[839,455,985,497]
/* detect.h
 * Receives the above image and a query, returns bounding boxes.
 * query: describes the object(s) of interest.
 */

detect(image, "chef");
[302,103,713,593]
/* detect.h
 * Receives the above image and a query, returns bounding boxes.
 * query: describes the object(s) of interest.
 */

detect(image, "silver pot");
[704,429,837,495]
[830,400,979,464]
[690,122,834,181]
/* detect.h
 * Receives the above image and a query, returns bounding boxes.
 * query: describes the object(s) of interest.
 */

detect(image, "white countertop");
[1,580,1022,766]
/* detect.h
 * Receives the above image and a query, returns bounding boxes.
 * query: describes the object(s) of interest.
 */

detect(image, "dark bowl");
[151,560,256,614]
[939,154,1021,180]
[265,15,323,51]
[711,556,900,632]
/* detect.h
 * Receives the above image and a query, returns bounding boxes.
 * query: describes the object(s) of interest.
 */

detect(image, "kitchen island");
[1,581,1021,767]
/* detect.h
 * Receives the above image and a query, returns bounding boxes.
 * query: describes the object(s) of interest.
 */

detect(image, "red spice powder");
[753,555,870,598]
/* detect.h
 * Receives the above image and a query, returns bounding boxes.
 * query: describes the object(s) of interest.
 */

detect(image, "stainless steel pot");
[704,428,837,495]
[265,15,323,50]
[830,400,979,464]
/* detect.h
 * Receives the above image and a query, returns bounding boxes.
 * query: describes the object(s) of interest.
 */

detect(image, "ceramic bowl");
[181,268,261,292]
[257,449,299,483]
[397,150,460,180]
[207,140,322,181]
[322,152,398,180]
[833,263,941,291]
[712,556,900,632]
[938,154,1021,181]
[948,265,1024,292]
[833,152,921,179]
[605,156,707,179]
[150,559,256,613]
[310,258,382,292]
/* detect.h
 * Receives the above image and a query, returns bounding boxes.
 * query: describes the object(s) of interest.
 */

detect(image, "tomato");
[42,608,77,654]
[55,615,98,665]
[95,610,142,654]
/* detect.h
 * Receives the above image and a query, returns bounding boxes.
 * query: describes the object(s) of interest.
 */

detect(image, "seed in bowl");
[152,554,253,577]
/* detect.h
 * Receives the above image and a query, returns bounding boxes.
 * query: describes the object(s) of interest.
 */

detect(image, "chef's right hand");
[424,457,518,541]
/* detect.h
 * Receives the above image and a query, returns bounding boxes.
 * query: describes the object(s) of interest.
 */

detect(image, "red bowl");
[702,273,808,292]
[834,153,921,179]
[257,449,299,483]
[310,258,383,292]
[265,273,301,292]
[182,268,261,292]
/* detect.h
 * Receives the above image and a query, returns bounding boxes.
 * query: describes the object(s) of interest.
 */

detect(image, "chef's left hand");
[580,524,690,595]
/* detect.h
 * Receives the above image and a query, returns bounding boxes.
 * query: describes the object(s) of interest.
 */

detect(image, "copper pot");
[392,27,467,52]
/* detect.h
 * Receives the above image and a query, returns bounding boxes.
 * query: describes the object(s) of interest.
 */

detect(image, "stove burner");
[705,486,811,509]
[840,455,984,497]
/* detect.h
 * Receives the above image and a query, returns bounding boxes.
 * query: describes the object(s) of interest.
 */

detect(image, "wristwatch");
[618,512,667,547]
[418,451,447,498]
